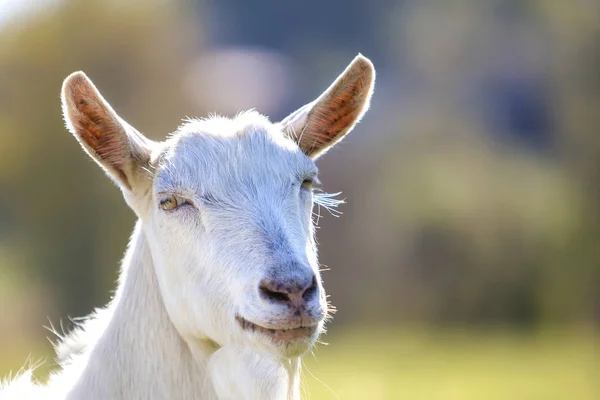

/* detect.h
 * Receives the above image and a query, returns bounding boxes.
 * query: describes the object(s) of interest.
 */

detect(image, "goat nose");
[259,274,318,306]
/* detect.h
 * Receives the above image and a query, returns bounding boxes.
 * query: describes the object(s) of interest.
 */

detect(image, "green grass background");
[300,328,599,400]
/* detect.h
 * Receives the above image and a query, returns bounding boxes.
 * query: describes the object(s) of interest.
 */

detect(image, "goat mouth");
[236,316,318,343]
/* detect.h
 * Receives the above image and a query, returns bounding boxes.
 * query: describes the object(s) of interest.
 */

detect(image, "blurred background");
[0,0,598,398]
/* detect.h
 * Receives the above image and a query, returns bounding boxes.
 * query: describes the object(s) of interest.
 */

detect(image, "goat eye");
[159,195,179,211]
[301,178,313,190]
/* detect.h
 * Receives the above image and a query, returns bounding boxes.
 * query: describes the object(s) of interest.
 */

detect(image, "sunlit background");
[0,0,599,399]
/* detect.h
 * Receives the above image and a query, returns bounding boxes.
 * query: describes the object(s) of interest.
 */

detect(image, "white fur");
[1,55,375,400]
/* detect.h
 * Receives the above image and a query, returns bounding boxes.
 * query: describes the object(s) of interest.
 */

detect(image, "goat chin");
[208,345,292,400]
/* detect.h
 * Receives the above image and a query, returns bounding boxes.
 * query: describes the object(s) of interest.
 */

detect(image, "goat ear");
[61,71,154,191]
[280,54,375,159]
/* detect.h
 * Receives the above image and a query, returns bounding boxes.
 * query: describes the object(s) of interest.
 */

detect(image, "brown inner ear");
[73,98,131,188]
[299,59,374,157]
[65,80,134,189]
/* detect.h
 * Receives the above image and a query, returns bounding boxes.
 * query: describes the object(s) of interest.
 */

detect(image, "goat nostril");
[259,274,317,304]
[259,284,290,303]
[302,275,318,300]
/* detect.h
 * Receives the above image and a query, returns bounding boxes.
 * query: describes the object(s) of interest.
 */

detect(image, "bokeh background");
[1,0,599,398]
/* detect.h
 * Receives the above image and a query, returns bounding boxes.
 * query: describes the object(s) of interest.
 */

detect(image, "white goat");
[0,54,375,400]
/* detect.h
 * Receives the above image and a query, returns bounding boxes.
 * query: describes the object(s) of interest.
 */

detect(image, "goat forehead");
[155,116,316,193]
